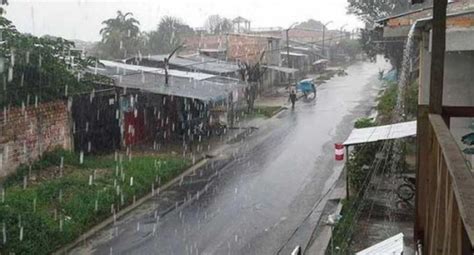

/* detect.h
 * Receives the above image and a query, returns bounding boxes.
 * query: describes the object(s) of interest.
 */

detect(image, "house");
[183,33,281,65]
[378,0,474,253]
[281,51,310,73]
[232,16,251,33]
[262,65,300,88]
[84,60,246,150]
[126,54,241,78]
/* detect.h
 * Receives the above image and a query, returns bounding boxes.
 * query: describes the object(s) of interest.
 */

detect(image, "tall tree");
[0,13,104,108]
[99,10,141,59]
[204,15,233,35]
[347,0,411,25]
[146,16,194,54]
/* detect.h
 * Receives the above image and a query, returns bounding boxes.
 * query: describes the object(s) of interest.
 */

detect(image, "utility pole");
[322,21,333,58]
[285,22,298,86]
[286,29,290,69]
[340,24,347,39]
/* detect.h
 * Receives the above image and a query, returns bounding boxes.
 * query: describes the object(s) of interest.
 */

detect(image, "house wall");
[419,28,474,167]
[419,34,474,106]
[72,93,121,154]
[184,34,281,65]
[0,100,72,178]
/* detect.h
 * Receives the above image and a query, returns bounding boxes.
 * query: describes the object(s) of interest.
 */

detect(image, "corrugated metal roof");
[356,233,404,255]
[94,60,245,102]
[99,60,215,80]
[199,48,226,53]
[181,55,241,74]
[313,59,329,65]
[114,73,242,102]
[343,121,417,146]
[281,51,308,57]
[263,65,299,74]
[138,55,240,75]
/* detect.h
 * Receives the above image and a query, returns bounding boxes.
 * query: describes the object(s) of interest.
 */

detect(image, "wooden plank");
[430,144,442,254]
[416,105,430,242]
[426,132,439,254]
[429,114,474,249]
[444,185,454,254]
[443,106,474,118]
[452,198,462,255]
[434,156,448,254]
[429,0,447,114]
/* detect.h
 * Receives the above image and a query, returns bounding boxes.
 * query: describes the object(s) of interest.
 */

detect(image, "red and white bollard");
[335,143,345,161]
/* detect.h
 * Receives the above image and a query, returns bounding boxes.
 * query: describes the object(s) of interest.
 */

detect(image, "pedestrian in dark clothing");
[289,90,297,109]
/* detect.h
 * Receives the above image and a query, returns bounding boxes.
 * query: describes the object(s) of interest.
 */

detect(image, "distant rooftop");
[93,60,245,102]
[233,16,250,23]
[98,60,215,80]
[280,51,308,57]
[134,55,241,75]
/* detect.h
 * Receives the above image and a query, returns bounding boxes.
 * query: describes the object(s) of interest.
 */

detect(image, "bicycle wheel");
[396,184,415,201]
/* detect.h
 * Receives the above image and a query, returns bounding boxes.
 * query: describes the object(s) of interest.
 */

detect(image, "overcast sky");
[4,0,363,42]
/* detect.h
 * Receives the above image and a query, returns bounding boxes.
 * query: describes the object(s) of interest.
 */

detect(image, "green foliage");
[247,106,282,118]
[404,79,419,119]
[0,149,190,254]
[99,11,142,59]
[145,16,194,54]
[338,39,362,60]
[347,0,411,24]
[347,118,380,193]
[0,15,101,108]
[377,82,398,124]
[354,117,376,129]
[328,198,363,254]
[204,15,233,35]
[359,28,383,61]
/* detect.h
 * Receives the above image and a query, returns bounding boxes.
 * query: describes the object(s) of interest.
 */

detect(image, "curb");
[54,158,209,255]
[272,106,288,119]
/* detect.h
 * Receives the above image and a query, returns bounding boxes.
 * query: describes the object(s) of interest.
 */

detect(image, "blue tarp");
[383,69,398,82]
[297,79,316,93]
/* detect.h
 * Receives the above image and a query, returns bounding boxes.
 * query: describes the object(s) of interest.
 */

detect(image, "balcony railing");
[416,114,474,254]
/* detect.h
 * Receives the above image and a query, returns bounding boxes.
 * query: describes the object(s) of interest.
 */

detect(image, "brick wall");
[0,100,72,178]
[184,34,281,65]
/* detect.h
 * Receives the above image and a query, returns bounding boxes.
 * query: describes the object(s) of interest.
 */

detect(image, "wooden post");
[286,29,291,86]
[429,0,448,114]
[415,105,429,242]
[346,146,350,199]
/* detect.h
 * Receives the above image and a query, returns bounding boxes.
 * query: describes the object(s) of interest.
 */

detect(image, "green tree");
[347,0,411,25]
[338,39,362,60]
[204,15,233,35]
[146,16,194,54]
[0,14,104,108]
[99,10,141,59]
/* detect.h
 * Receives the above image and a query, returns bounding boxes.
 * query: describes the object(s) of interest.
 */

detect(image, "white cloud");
[4,0,363,41]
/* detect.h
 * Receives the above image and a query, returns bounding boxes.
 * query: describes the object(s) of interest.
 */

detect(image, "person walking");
[289,90,297,110]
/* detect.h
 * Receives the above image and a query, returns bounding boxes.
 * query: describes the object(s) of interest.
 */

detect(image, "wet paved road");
[71,59,389,255]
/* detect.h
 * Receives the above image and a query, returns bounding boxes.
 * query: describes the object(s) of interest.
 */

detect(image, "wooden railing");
[416,114,474,254]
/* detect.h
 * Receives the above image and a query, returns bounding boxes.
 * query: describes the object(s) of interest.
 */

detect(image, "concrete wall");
[419,29,474,168]
[0,100,72,178]
[419,32,474,106]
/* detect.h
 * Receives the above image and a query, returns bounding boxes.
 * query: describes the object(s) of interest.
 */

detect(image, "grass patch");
[0,148,190,254]
[253,106,282,118]
[327,198,362,254]
[377,81,398,124]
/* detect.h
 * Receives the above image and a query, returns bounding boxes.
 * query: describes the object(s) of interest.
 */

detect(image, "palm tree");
[147,16,194,54]
[99,11,141,59]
